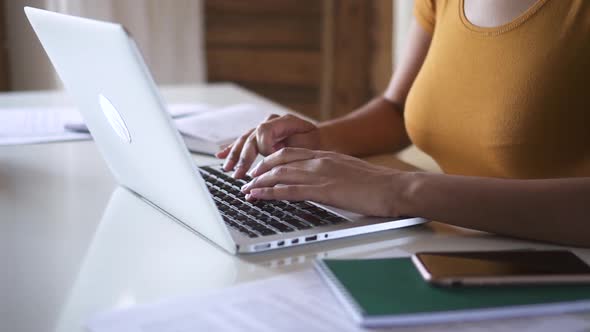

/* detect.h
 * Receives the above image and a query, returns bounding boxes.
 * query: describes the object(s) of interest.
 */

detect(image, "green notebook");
[314,257,590,328]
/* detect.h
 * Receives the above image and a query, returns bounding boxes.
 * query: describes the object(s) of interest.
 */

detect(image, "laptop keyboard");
[199,166,349,238]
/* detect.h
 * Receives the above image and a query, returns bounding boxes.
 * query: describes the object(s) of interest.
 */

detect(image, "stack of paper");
[0,103,273,155]
[0,106,91,145]
[0,103,210,146]
[87,270,364,332]
[86,269,590,332]
[175,104,273,155]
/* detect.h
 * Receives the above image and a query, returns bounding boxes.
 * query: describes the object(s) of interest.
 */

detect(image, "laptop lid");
[25,7,237,253]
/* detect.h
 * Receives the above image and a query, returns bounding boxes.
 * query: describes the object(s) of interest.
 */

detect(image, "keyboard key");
[240,227,259,238]
[240,207,257,215]
[201,166,224,176]
[292,201,315,209]
[272,211,292,221]
[228,199,241,205]
[200,165,345,237]
[314,210,333,217]
[291,211,325,226]
[224,210,240,218]
[324,215,348,224]
[257,215,286,227]
[283,217,312,230]
[252,200,270,208]
[305,206,329,215]
[282,205,298,212]
[219,184,232,191]
[250,211,267,219]
[267,220,295,233]
[237,213,256,222]
[222,215,235,224]
[262,206,277,213]
[217,204,230,212]
[249,224,276,236]
[257,227,277,236]
[273,201,288,208]
[223,218,259,238]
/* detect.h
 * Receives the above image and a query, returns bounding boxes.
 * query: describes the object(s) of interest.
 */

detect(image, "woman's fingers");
[218,113,316,175]
[222,128,254,171]
[256,114,316,155]
[215,143,232,159]
[241,166,313,193]
[249,147,317,177]
[229,115,279,178]
[233,132,258,178]
[247,185,323,202]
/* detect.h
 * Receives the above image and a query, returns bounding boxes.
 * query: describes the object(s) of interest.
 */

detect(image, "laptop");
[25,7,426,254]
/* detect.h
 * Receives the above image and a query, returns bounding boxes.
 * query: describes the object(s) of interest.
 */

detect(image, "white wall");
[4,0,206,91]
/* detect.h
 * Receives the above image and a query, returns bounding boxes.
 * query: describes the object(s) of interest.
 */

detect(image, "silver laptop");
[25,7,426,254]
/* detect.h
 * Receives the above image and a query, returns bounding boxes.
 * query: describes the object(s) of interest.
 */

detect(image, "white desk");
[2,84,589,332]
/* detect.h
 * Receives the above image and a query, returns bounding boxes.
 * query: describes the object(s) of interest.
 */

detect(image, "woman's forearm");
[318,97,410,157]
[400,172,590,246]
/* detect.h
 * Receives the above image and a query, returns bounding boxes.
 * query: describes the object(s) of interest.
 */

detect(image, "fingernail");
[241,183,249,193]
[232,164,243,177]
[250,161,261,175]
[245,193,251,200]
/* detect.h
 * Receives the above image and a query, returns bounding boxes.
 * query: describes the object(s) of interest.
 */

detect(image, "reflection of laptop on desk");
[25,7,426,254]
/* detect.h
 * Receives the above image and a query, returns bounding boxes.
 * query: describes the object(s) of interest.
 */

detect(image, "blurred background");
[0,0,414,121]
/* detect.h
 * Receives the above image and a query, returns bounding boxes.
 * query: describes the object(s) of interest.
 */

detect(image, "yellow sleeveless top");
[405,0,590,178]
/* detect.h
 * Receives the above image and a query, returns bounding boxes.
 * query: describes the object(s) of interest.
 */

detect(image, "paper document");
[86,269,590,332]
[0,107,90,145]
[175,104,273,145]
[0,103,211,146]
[88,270,363,332]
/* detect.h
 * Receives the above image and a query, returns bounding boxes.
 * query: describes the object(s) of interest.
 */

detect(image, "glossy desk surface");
[2,84,589,332]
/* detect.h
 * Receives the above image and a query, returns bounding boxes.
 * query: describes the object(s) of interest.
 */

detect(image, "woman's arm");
[242,148,590,247]
[318,20,432,156]
[401,173,590,246]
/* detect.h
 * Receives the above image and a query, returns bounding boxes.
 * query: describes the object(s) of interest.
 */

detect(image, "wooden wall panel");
[321,0,371,119]
[207,15,321,49]
[369,0,393,96]
[207,49,320,86]
[205,0,392,120]
[205,0,323,119]
[246,83,318,117]
[205,0,321,16]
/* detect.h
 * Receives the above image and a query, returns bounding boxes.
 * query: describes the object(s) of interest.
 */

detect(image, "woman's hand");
[215,114,320,178]
[240,147,413,217]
